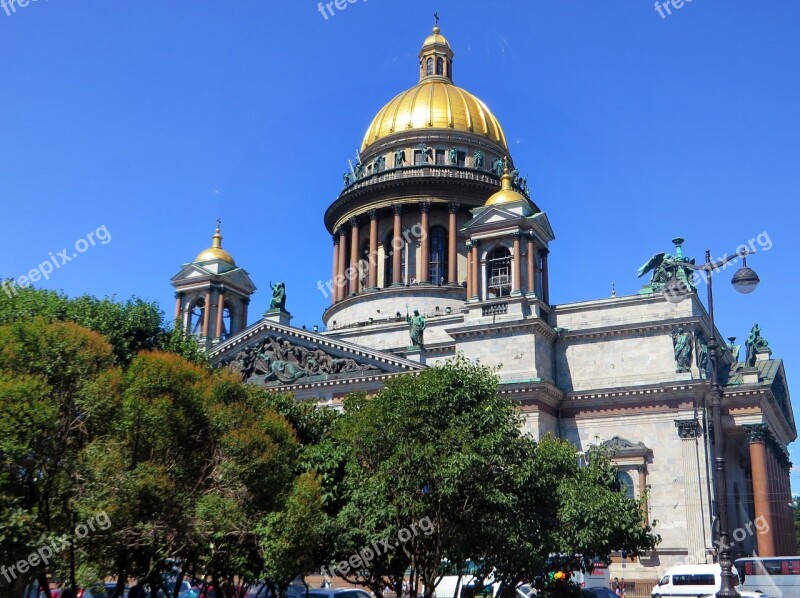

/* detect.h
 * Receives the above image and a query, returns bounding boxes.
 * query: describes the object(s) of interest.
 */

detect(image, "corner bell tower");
[171,222,256,350]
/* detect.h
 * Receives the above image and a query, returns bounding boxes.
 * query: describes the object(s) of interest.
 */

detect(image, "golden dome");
[485,163,528,206]
[360,26,507,152]
[195,224,236,265]
[361,81,507,151]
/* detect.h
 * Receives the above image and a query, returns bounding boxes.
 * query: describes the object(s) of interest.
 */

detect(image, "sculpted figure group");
[226,335,376,385]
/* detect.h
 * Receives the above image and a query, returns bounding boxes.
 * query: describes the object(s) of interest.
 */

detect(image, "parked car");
[307,589,373,598]
[701,592,772,598]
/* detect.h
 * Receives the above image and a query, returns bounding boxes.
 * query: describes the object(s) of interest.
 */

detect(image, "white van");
[651,564,741,597]
[572,562,611,589]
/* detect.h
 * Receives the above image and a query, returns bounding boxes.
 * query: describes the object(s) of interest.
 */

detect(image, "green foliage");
[0,317,320,598]
[329,357,659,598]
[0,319,116,596]
[259,473,326,592]
[0,282,205,365]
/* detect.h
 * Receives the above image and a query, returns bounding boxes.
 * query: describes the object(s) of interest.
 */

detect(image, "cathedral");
[170,25,796,582]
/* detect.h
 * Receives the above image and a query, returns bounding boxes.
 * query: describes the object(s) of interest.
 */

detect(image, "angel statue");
[269,282,286,311]
[638,239,697,296]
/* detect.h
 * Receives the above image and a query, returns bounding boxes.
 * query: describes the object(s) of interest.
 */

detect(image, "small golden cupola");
[195,223,236,265]
[485,162,529,206]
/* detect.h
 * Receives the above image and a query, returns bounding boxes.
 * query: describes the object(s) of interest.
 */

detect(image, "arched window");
[486,246,512,298]
[617,471,635,500]
[383,232,405,287]
[359,238,371,290]
[429,226,448,285]
[219,300,233,340]
[188,297,206,337]
[436,57,444,76]
[426,57,434,76]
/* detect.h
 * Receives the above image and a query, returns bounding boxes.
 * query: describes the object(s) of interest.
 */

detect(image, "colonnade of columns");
[330,202,463,304]
[174,288,249,341]
[465,232,549,303]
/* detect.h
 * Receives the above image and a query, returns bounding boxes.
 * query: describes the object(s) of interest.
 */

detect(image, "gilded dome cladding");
[361,82,508,152]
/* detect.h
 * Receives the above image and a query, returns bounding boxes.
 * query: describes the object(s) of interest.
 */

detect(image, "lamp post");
[664,246,760,598]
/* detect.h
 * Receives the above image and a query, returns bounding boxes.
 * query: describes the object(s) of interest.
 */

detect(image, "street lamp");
[663,247,760,598]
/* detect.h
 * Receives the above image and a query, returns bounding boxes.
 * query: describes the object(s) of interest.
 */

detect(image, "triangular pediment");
[209,319,425,389]
[463,204,529,230]
[530,212,556,243]
[171,263,256,294]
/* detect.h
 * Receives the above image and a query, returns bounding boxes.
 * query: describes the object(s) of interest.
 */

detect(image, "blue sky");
[2,2,800,478]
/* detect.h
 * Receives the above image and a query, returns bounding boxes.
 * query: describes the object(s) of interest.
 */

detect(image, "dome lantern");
[418,24,454,83]
[360,24,507,152]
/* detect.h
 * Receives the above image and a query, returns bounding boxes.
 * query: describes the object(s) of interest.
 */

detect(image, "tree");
[0,318,116,597]
[0,316,324,598]
[75,354,305,598]
[329,357,659,598]
[0,283,205,365]
[794,497,800,554]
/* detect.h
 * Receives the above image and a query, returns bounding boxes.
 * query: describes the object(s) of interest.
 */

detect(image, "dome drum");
[322,25,539,330]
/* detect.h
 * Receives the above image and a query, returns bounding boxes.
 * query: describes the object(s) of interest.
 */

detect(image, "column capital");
[448,201,460,214]
[420,201,431,214]
[675,418,700,439]
[174,291,182,299]
[349,216,361,228]
[744,423,771,443]
[466,240,473,251]
[512,231,522,240]
[637,464,648,474]
[527,231,537,242]
[332,233,340,246]
[368,208,379,221]
[392,204,403,216]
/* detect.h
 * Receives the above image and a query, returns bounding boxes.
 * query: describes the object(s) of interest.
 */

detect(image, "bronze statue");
[269,282,286,311]
[407,309,426,348]
[421,146,434,163]
[670,327,694,373]
[745,324,770,367]
[473,151,484,169]
[394,148,406,167]
[695,330,711,379]
[491,158,505,177]
[727,337,741,363]
[638,252,697,294]
[448,147,458,165]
